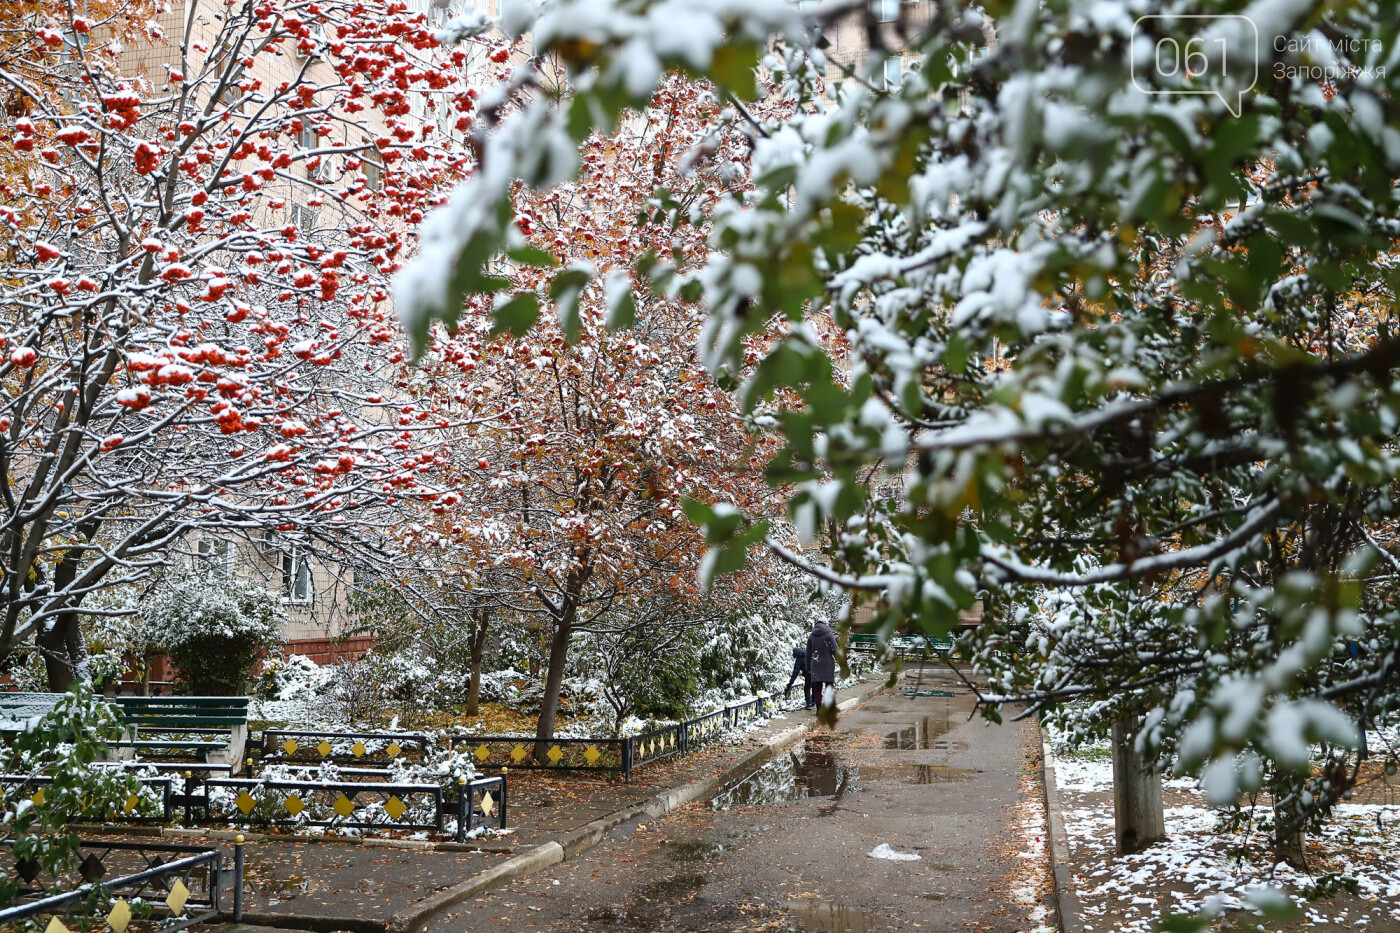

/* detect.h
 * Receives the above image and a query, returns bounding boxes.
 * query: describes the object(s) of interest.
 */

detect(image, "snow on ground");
[1011,769,1057,933]
[1055,751,1400,931]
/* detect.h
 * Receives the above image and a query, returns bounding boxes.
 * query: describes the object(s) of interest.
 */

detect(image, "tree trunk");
[465,610,489,717]
[533,612,573,761]
[1111,713,1166,854]
[38,609,85,692]
[1272,798,1308,868]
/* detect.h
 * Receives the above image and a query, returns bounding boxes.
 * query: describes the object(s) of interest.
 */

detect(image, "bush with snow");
[137,571,286,696]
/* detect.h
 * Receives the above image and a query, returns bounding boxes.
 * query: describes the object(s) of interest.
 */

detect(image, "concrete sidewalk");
[415,667,1049,933]
[207,675,888,932]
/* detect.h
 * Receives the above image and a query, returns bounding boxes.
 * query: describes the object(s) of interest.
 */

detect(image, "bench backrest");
[112,696,249,728]
[0,693,66,727]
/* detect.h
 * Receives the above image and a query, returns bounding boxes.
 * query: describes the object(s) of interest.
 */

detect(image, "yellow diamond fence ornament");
[235,790,257,815]
[31,787,45,806]
[474,744,491,762]
[283,793,305,816]
[351,741,367,758]
[165,878,190,915]
[107,897,132,933]
[584,745,601,765]
[333,794,356,818]
[317,740,333,757]
[387,741,402,759]
[510,744,527,763]
[480,791,495,818]
[44,916,69,933]
[547,745,564,764]
[282,739,299,756]
[123,794,139,814]
[648,738,656,756]
[384,795,407,821]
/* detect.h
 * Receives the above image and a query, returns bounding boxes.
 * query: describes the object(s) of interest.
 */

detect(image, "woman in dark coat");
[806,618,838,709]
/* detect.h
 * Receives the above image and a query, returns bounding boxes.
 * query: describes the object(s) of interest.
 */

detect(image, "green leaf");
[549,265,594,344]
[490,292,541,338]
[945,332,968,374]
[605,274,637,330]
[506,245,558,268]
[710,42,759,100]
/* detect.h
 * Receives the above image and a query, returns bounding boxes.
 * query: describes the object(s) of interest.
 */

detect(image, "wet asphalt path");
[423,668,1046,933]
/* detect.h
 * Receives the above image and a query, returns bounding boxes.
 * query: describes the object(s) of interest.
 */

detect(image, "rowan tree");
[0,0,493,686]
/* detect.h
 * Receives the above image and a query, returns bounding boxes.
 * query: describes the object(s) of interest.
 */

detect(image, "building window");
[361,141,383,191]
[197,538,235,577]
[221,83,248,114]
[871,0,898,23]
[291,202,319,231]
[292,25,327,62]
[282,550,313,604]
[883,56,903,90]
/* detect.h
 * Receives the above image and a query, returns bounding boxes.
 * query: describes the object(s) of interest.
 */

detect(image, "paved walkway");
[207,677,887,928]
[419,669,1049,932]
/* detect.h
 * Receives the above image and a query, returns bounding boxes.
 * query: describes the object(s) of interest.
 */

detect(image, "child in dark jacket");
[785,645,813,709]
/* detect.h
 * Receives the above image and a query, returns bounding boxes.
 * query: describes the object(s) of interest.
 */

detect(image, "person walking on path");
[785,644,813,709]
[806,618,838,710]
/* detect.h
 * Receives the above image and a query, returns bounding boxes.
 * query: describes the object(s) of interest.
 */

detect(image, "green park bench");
[110,696,250,774]
[0,692,66,734]
[849,633,881,653]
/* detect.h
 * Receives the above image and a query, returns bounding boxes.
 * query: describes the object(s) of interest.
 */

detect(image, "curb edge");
[1040,732,1084,933]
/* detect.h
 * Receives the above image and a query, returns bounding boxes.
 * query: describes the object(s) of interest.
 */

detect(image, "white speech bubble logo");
[1131,14,1259,117]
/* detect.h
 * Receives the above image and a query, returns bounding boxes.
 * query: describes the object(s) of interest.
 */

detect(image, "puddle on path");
[787,899,880,932]
[637,872,708,899]
[712,743,858,810]
[855,764,979,784]
[883,715,951,750]
[666,838,724,862]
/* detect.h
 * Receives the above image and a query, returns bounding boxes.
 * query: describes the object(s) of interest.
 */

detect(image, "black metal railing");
[0,838,241,932]
[454,776,507,842]
[625,723,683,772]
[197,777,446,833]
[0,773,173,823]
[260,729,431,764]
[453,735,628,773]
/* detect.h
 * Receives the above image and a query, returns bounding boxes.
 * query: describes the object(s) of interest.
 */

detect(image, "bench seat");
[109,696,250,773]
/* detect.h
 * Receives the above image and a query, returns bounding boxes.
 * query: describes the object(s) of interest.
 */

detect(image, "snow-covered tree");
[0,0,494,685]
[397,71,790,751]
[395,0,1400,849]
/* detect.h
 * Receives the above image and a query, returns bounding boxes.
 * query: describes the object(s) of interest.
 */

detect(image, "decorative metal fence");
[197,777,446,834]
[0,838,240,932]
[449,688,810,781]
[0,773,174,823]
[454,776,507,842]
[682,708,729,754]
[261,729,431,764]
[96,761,235,779]
[457,735,627,773]
[626,724,683,771]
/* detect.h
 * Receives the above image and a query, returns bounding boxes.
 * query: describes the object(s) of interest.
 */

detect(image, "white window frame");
[871,0,898,23]
[197,537,236,577]
[282,549,313,605]
[291,201,320,231]
[883,56,903,90]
